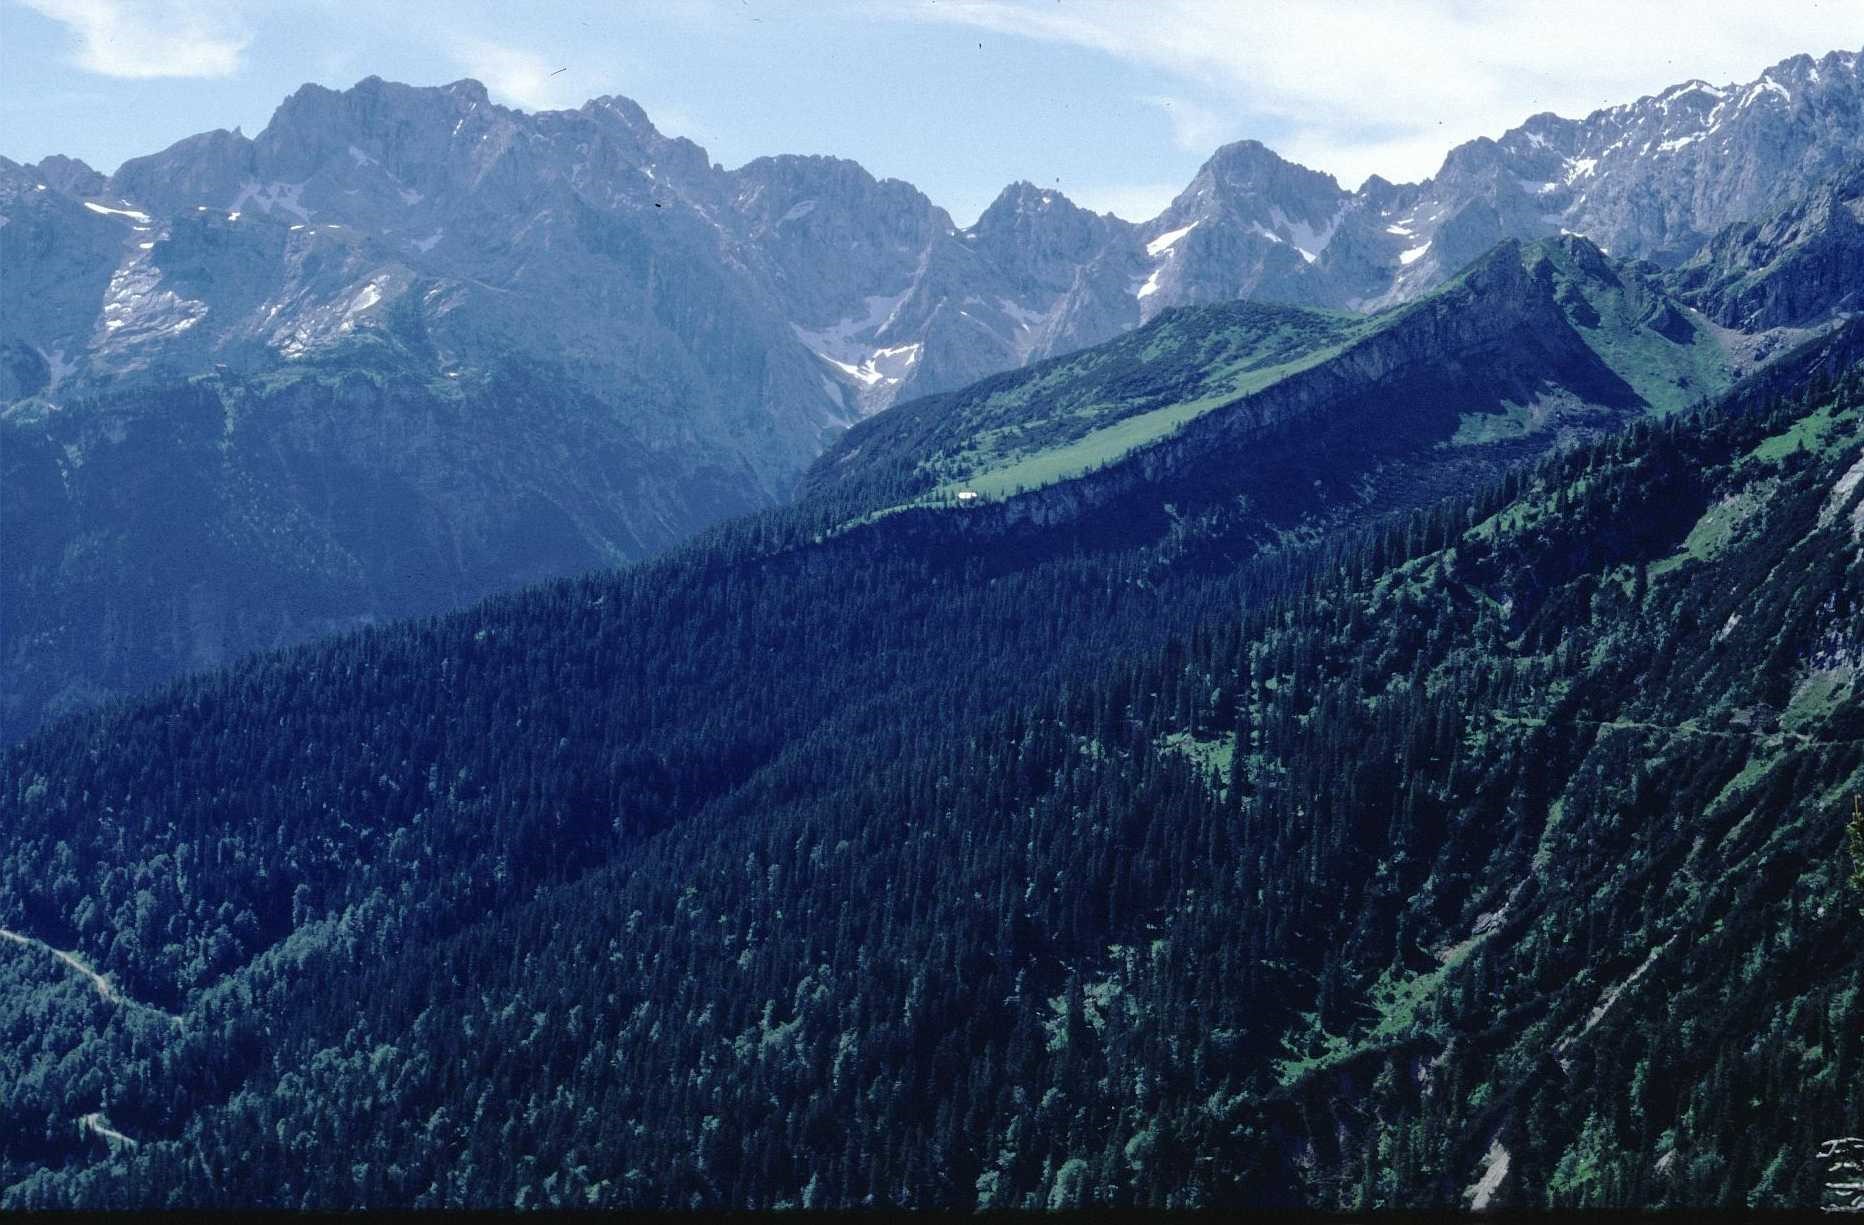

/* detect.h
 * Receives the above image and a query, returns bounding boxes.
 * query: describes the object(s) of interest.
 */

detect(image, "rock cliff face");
[1666,167,1864,330]
[1101,47,1864,314]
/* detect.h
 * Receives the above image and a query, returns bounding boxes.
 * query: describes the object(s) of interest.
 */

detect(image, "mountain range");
[3,40,1864,1212]
[8,50,1861,411]
[1,48,1861,742]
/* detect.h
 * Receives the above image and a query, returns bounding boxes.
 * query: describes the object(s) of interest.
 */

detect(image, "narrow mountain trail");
[0,927,182,1027]
[3,928,180,1170]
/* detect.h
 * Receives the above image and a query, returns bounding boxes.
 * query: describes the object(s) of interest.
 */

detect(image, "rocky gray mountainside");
[1665,166,1864,331]
[1095,47,1864,319]
[8,48,1859,435]
[1,50,1860,740]
[1335,49,1864,307]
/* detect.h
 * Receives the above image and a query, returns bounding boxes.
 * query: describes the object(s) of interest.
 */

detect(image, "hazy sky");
[4,1,1860,225]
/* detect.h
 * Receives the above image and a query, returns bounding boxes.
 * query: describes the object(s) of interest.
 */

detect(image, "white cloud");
[448,37,579,113]
[21,0,248,79]
[912,0,1864,187]
[1139,94,1229,153]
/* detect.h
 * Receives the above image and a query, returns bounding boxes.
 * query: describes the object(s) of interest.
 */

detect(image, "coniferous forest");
[3,304,1863,1209]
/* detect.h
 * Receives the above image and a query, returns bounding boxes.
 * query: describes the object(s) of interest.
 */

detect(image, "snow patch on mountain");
[1743,78,1792,107]
[810,341,920,390]
[817,352,882,386]
[348,282,383,318]
[82,201,152,224]
[792,285,917,361]
[1273,203,1344,262]
[1145,221,1199,257]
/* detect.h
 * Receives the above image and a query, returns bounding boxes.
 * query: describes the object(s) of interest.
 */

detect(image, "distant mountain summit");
[6,49,1858,416]
[1108,47,1864,314]
[1,49,1860,739]
[1369,50,1864,298]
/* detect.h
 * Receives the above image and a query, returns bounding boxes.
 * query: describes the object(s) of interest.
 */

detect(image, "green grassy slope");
[810,299,1368,513]
[1522,236,1731,415]
[808,237,1734,530]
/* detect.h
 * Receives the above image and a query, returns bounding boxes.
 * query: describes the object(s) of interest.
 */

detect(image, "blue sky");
[3,1,1860,225]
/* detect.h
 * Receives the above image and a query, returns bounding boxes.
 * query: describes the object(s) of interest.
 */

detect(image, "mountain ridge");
[2,47,1860,740]
[803,235,1739,537]
[10,47,1859,409]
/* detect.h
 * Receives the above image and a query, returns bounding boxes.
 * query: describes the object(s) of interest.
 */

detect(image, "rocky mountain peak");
[1354,173,1410,210]
[976,179,1084,221]
[969,180,1124,299]
[251,75,510,187]
[725,154,949,274]
[582,93,660,139]
[1200,137,1299,175]
[108,128,256,220]
[1435,134,1513,180]
[32,154,106,198]
[1186,138,1343,215]
[1153,137,1348,263]
[1121,138,1349,317]
[972,180,1108,245]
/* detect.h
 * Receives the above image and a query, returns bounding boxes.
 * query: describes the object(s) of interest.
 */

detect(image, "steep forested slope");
[2,316,1861,1208]
[0,333,782,744]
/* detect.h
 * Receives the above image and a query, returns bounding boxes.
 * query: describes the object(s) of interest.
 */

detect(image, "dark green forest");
[2,308,1863,1207]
